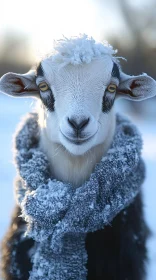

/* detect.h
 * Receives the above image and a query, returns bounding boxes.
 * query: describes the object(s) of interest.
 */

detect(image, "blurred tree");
[0,31,33,65]
[117,0,156,76]
[0,31,33,76]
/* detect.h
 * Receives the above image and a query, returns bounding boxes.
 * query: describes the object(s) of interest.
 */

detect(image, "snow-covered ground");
[0,94,155,279]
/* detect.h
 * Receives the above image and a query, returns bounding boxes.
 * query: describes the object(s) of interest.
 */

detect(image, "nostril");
[79,118,89,129]
[68,118,78,129]
[68,118,90,131]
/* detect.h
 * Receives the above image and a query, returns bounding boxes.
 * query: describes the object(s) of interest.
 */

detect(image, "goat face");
[36,56,118,155]
[1,36,156,156]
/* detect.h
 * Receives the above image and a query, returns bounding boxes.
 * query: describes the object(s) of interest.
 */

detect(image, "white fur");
[38,57,117,187]
[39,110,116,187]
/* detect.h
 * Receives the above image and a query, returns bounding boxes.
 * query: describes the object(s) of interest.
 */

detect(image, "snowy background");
[0,94,156,279]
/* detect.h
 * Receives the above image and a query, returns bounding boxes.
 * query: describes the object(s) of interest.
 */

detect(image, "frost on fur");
[49,34,118,66]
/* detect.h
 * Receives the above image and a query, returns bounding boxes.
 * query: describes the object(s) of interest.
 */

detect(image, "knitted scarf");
[14,113,145,280]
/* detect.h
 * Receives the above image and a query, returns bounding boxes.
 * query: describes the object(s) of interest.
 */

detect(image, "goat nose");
[68,117,89,131]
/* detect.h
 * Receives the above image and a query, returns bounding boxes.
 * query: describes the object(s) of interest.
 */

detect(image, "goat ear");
[117,73,156,101]
[0,70,39,98]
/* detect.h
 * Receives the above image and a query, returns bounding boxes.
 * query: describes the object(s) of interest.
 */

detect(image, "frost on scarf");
[14,113,145,280]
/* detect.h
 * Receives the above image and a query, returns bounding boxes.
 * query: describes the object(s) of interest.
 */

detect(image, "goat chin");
[39,113,116,188]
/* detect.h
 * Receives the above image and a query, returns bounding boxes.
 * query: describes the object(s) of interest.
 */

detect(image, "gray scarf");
[14,113,145,280]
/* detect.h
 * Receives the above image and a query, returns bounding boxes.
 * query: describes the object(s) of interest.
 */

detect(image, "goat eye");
[107,84,117,93]
[38,82,49,92]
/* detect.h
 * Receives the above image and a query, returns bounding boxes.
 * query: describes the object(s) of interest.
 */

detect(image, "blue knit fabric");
[14,113,145,280]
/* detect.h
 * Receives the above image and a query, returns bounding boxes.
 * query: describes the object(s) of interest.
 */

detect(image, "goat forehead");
[42,56,114,90]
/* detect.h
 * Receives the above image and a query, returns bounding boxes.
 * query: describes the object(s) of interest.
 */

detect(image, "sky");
[0,0,154,63]
[0,0,122,61]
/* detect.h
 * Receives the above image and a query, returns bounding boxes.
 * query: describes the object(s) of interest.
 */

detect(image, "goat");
[0,35,156,280]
